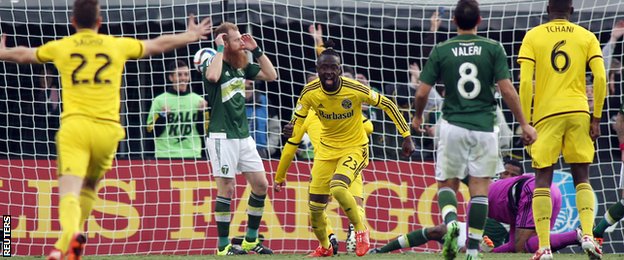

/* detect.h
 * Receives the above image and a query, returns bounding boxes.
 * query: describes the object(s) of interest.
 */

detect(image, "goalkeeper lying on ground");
[370,159,584,254]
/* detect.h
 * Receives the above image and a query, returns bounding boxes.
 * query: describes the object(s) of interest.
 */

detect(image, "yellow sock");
[358,205,366,224]
[309,201,330,249]
[54,194,80,252]
[330,180,364,231]
[532,188,552,249]
[576,183,595,237]
[325,213,334,235]
[79,189,97,231]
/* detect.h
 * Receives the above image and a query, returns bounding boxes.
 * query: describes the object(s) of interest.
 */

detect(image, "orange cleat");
[581,235,603,260]
[355,229,370,257]
[66,233,86,260]
[480,235,494,252]
[530,248,553,260]
[307,245,334,257]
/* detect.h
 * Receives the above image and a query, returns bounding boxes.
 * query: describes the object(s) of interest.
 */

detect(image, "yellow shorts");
[56,117,125,181]
[528,113,594,169]
[309,146,369,196]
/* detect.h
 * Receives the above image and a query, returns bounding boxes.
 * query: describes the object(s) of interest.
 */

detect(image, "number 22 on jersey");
[70,53,112,85]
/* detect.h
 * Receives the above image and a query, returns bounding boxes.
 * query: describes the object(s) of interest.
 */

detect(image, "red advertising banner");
[0,159,469,255]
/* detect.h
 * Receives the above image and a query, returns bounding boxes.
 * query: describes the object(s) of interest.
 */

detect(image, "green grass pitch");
[12,253,624,260]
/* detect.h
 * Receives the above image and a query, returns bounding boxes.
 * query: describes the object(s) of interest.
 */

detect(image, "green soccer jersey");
[420,34,511,132]
[147,89,205,158]
[202,61,260,138]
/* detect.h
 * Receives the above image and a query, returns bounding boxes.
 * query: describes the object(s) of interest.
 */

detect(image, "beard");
[225,48,249,69]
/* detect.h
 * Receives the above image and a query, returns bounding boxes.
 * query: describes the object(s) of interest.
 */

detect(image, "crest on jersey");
[342,99,352,109]
[221,165,230,175]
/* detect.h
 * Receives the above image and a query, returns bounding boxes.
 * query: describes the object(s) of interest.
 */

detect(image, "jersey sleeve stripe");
[35,48,43,63]
[381,99,404,123]
[518,57,535,63]
[381,99,409,132]
[362,119,369,123]
[588,55,603,63]
[135,41,145,59]
[299,82,320,99]
[343,82,370,95]
[294,112,307,118]
[517,57,535,63]
[287,140,301,146]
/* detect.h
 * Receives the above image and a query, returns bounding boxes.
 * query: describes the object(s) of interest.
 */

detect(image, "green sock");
[379,228,430,253]
[246,192,266,242]
[215,196,232,250]
[467,196,488,250]
[437,187,457,224]
[405,227,431,247]
[594,199,624,238]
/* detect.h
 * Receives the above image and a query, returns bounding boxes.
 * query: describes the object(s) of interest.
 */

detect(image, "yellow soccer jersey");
[518,19,606,124]
[292,77,409,159]
[36,29,144,122]
[275,110,373,183]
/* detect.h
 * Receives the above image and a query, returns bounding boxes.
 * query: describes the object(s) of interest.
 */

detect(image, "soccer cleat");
[480,235,494,253]
[442,221,460,260]
[530,248,553,260]
[354,229,370,257]
[216,244,248,255]
[367,248,382,254]
[307,245,334,257]
[66,233,86,260]
[346,224,356,253]
[329,233,339,255]
[581,235,603,260]
[46,248,63,260]
[241,238,273,254]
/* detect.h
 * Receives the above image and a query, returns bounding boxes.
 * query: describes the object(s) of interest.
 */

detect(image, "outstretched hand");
[308,24,324,45]
[187,15,212,40]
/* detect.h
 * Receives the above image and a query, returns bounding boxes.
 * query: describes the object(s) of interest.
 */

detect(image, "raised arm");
[142,15,212,58]
[308,24,325,57]
[242,34,277,81]
[0,35,39,64]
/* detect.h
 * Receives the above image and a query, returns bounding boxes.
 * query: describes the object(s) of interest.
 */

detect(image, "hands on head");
[241,34,258,50]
